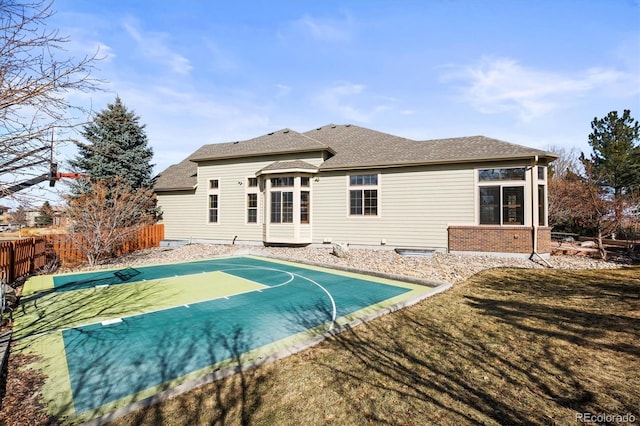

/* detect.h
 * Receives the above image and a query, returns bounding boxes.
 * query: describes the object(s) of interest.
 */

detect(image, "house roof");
[154,124,557,191]
[306,124,556,170]
[257,160,318,175]
[154,157,197,191]
[188,128,331,162]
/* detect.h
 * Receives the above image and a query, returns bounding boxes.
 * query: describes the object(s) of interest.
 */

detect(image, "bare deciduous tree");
[546,145,582,179]
[9,205,28,228]
[549,166,625,259]
[63,178,156,266]
[0,0,101,198]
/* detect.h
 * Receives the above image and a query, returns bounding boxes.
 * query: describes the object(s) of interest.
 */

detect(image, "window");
[349,174,378,216]
[350,174,378,186]
[503,187,524,224]
[538,185,546,226]
[247,193,258,223]
[271,177,294,187]
[270,177,293,223]
[537,166,545,180]
[208,178,220,223]
[479,168,525,181]
[479,186,524,225]
[270,191,293,223]
[208,194,218,223]
[480,187,500,225]
[478,168,526,225]
[301,177,310,187]
[246,177,259,224]
[300,191,310,223]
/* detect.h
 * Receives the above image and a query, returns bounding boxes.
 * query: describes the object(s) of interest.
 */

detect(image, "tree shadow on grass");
[281,268,640,425]
[8,268,271,426]
[465,267,640,357]
[66,323,268,426]
[13,277,181,343]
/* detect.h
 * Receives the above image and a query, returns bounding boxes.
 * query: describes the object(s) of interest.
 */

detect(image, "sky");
[45,0,640,179]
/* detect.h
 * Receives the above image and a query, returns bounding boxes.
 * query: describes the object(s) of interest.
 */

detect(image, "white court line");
[290,272,337,331]
[51,265,296,335]
[23,262,337,339]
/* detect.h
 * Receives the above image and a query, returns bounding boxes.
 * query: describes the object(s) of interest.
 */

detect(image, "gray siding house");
[154,124,557,256]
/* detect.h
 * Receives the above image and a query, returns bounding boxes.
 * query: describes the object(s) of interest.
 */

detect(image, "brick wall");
[448,226,552,254]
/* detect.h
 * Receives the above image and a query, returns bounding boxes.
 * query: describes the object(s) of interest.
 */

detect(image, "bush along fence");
[0,224,164,283]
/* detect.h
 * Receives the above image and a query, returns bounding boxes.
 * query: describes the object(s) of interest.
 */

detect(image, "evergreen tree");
[580,110,640,197]
[580,110,640,239]
[71,97,154,189]
[35,201,53,227]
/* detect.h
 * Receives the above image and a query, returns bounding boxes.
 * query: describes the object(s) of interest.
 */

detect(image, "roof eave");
[256,167,319,176]
[319,154,558,171]
[154,185,197,192]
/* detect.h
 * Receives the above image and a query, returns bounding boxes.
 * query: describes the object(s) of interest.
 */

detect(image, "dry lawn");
[2,266,638,425]
[105,266,640,426]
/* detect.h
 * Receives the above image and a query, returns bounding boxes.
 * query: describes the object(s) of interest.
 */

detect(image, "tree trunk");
[596,229,607,260]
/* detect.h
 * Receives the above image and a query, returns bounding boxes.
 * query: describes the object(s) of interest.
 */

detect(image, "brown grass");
[103,266,640,426]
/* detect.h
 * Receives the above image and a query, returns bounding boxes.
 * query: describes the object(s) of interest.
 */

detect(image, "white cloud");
[122,18,193,75]
[297,14,351,42]
[443,57,637,122]
[202,39,238,72]
[314,83,401,123]
[315,83,370,122]
[275,83,292,98]
[281,12,354,43]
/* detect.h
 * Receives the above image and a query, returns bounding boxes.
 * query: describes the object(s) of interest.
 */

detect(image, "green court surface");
[13,255,447,423]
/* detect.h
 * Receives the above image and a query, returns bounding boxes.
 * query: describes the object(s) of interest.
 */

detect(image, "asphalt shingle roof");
[154,124,557,191]
[306,124,555,169]
[188,128,330,161]
[154,158,197,191]
[258,160,318,174]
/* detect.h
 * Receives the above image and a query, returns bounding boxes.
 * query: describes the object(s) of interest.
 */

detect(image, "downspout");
[529,155,552,267]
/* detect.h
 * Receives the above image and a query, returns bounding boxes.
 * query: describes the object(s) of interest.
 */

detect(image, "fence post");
[30,237,36,274]
[9,241,15,283]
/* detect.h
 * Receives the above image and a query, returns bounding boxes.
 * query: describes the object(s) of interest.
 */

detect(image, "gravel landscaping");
[80,243,630,285]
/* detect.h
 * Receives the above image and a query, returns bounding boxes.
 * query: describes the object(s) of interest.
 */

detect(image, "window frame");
[538,184,546,226]
[207,178,220,224]
[348,173,380,217]
[536,165,548,226]
[300,190,310,224]
[479,185,525,225]
[477,168,528,226]
[208,194,219,223]
[245,177,260,224]
[247,193,258,224]
[270,190,294,224]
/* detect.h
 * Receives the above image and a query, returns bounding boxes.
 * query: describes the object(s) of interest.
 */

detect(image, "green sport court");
[13,255,447,423]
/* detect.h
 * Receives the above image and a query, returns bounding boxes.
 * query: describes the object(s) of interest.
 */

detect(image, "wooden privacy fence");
[0,238,48,284]
[0,224,164,283]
